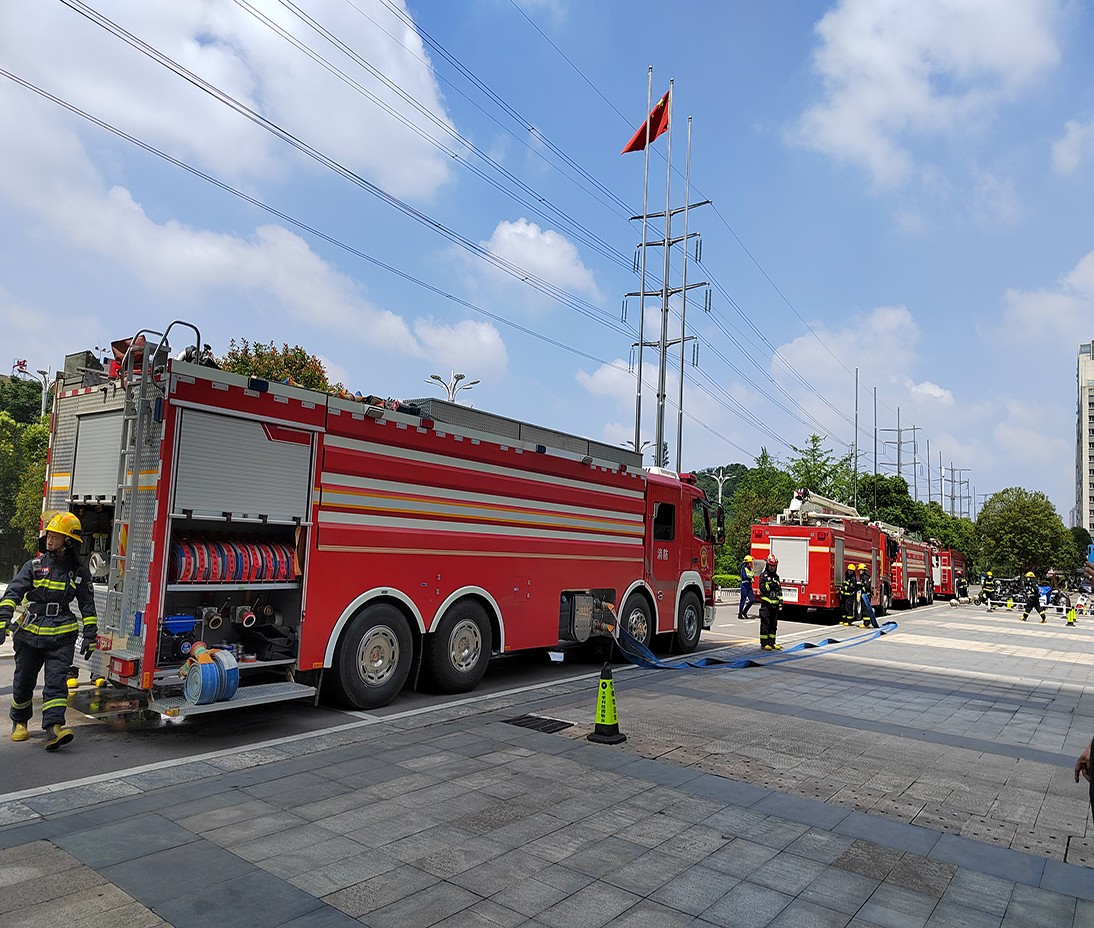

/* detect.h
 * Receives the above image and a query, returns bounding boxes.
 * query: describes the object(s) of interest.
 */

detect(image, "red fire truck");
[48,323,718,716]
[884,529,934,607]
[931,548,969,599]
[749,490,892,618]
[749,489,936,619]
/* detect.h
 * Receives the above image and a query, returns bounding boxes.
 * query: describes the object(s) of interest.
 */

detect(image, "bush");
[713,573,739,588]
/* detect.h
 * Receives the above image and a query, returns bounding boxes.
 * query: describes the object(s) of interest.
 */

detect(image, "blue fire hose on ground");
[616,621,899,671]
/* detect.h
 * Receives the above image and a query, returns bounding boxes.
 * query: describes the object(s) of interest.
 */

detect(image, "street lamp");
[36,369,49,418]
[426,371,479,403]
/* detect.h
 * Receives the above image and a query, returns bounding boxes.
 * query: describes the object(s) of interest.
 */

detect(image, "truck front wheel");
[674,592,702,653]
[330,604,413,709]
[427,600,492,694]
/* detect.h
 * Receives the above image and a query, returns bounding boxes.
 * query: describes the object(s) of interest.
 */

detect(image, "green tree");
[976,487,1069,575]
[724,448,794,566]
[784,434,854,503]
[218,340,337,391]
[12,421,49,556]
[0,376,42,425]
[857,473,923,531]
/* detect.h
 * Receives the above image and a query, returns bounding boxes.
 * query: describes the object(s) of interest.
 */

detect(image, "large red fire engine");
[931,548,969,599]
[47,324,718,716]
[749,489,934,619]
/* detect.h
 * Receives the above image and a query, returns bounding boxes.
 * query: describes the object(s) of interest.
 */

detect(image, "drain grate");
[504,714,574,734]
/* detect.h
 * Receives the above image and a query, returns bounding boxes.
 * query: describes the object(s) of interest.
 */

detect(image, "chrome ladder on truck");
[102,322,201,681]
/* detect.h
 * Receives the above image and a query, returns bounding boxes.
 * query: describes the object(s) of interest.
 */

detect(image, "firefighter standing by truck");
[1020,571,1048,623]
[857,563,880,628]
[955,570,969,602]
[759,555,782,651]
[0,513,97,750]
[738,555,756,620]
[839,563,858,626]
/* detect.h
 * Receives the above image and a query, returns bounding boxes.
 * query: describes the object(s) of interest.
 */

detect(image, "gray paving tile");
[52,813,198,868]
[538,880,642,928]
[601,847,695,896]
[835,811,941,858]
[152,868,324,928]
[704,838,780,879]
[858,883,938,928]
[924,900,1002,928]
[884,855,956,899]
[767,898,855,928]
[362,879,482,928]
[604,898,699,927]
[751,792,850,830]
[699,879,794,928]
[563,835,650,879]
[746,850,828,896]
[999,882,1078,927]
[488,875,572,917]
[939,869,1014,916]
[323,862,439,917]
[833,840,907,881]
[649,863,737,916]
[286,847,401,896]
[275,906,362,928]
[740,817,811,851]
[1039,859,1094,903]
[800,866,881,916]
[929,834,1047,886]
[99,840,255,905]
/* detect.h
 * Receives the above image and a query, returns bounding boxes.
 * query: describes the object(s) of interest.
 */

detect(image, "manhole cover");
[504,714,574,734]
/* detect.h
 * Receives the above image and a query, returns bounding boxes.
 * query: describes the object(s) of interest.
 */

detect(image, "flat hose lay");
[616,621,899,671]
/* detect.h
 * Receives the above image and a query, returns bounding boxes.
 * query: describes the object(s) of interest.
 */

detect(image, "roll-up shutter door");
[173,409,312,520]
[71,412,124,500]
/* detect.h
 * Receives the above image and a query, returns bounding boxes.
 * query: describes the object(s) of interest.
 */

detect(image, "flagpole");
[675,115,693,473]
[654,77,674,464]
[633,66,653,454]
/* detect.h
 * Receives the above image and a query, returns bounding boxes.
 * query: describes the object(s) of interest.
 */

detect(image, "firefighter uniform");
[759,558,782,651]
[857,564,879,628]
[0,513,97,749]
[980,572,997,611]
[839,565,857,625]
[738,556,756,619]
[955,572,969,600]
[1020,572,1047,623]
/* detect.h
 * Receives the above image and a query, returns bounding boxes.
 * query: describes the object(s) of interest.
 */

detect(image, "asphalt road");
[0,599,795,793]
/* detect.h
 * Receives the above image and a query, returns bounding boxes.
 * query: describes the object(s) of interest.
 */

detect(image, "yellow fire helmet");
[743,555,753,562]
[986,571,993,577]
[44,511,82,542]
[858,563,869,571]
[1025,571,1035,578]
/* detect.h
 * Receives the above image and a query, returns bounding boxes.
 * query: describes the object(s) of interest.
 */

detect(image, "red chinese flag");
[621,91,670,154]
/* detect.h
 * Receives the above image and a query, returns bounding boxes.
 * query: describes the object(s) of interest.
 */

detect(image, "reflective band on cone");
[587,663,626,744]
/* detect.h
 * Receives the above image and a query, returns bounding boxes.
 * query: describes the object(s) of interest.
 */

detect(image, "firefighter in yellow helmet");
[1020,571,1047,623]
[738,555,756,620]
[0,512,97,750]
[857,564,880,628]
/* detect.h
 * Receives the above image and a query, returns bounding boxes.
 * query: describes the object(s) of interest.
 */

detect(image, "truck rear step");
[148,681,315,718]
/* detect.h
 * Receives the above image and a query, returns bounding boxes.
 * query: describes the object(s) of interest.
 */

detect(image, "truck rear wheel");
[426,600,492,694]
[330,604,413,709]
[674,592,702,654]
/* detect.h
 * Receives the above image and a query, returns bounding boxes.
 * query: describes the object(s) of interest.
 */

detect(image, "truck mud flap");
[615,621,898,670]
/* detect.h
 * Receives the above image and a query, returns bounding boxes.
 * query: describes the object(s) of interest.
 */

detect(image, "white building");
[1078,340,1094,529]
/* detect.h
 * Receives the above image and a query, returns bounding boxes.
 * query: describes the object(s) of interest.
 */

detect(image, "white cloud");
[1052,118,1094,175]
[1001,248,1094,342]
[906,379,954,405]
[413,318,508,376]
[0,0,455,199]
[458,218,604,314]
[795,0,1060,186]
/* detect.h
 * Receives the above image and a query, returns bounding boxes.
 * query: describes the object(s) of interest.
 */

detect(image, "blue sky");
[2,1,1092,523]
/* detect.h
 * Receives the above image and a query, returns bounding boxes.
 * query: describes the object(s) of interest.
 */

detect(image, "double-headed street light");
[426,371,479,403]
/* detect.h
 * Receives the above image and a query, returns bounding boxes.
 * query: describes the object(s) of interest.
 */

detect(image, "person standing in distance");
[980,570,997,611]
[759,555,782,651]
[0,512,97,750]
[839,563,858,626]
[738,555,756,620]
[857,563,880,628]
[1020,571,1048,623]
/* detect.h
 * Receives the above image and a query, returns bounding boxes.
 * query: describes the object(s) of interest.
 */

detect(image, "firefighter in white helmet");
[759,555,782,651]
[0,512,97,750]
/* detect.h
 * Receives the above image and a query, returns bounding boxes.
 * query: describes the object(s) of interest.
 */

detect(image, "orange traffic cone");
[587,663,626,744]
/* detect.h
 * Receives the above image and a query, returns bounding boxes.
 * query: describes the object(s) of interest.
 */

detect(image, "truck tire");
[908,582,918,609]
[674,592,702,654]
[619,593,653,648]
[426,600,492,694]
[330,604,413,709]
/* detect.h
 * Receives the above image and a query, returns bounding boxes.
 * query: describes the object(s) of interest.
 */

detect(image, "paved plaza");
[1,600,1093,927]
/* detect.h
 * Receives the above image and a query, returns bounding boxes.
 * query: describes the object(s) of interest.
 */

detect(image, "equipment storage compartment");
[160,523,305,676]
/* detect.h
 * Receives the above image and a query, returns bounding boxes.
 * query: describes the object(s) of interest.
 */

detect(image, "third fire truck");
[47,322,719,716]
[749,489,934,619]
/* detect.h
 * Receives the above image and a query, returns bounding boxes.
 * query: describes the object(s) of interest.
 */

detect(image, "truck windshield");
[692,499,712,542]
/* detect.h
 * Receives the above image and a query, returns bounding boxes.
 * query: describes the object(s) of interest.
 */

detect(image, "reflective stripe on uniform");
[20,620,79,636]
[42,697,68,712]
